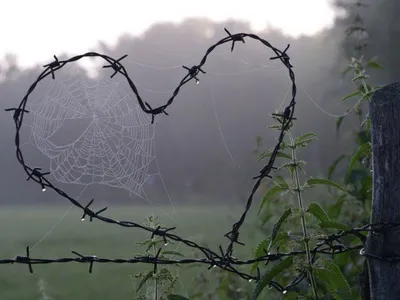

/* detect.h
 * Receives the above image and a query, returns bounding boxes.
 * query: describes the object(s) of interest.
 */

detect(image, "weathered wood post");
[366,81,400,299]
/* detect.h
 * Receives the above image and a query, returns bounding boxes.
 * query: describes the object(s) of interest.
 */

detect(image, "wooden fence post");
[366,81,400,299]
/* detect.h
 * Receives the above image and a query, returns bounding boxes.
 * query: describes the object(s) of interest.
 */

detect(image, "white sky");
[0,0,336,68]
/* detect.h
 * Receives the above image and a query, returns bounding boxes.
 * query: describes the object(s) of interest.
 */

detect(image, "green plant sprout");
[132,215,183,300]
[252,112,354,299]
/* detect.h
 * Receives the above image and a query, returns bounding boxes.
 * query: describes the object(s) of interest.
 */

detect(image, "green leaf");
[268,124,284,130]
[328,154,347,180]
[251,237,270,272]
[314,259,352,300]
[295,133,318,146]
[260,208,273,227]
[258,185,288,215]
[306,177,346,193]
[348,142,371,175]
[167,294,190,300]
[327,195,347,220]
[341,90,361,102]
[250,231,291,272]
[342,65,351,75]
[274,176,289,187]
[161,251,185,257]
[269,209,292,249]
[136,271,153,292]
[278,161,307,172]
[281,291,298,300]
[320,220,351,231]
[307,202,330,223]
[252,257,293,300]
[367,60,383,70]
[258,150,292,161]
[336,115,345,136]
[269,232,290,253]
[252,232,291,272]
[296,139,318,148]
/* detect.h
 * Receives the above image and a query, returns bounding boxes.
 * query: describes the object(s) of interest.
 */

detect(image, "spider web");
[26,66,156,198]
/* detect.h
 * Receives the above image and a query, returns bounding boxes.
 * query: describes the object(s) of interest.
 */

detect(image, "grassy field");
[0,204,262,300]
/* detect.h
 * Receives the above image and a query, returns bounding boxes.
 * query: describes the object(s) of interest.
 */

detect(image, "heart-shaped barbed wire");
[4,28,297,291]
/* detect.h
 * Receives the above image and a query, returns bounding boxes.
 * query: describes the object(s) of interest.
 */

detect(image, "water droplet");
[196,80,200,84]
[42,188,46,192]
[360,248,365,255]
[248,279,252,282]
[164,243,168,246]
[213,265,216,268]
[282,290,287,294]
[81,218,85,221]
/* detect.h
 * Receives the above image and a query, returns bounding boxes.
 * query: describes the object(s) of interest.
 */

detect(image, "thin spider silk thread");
[126,50,276,70]
[300,85,356,118]
[141,188,182,226]
[125,52,287,170]
[206,76,240,168]
[17,185,88,256]
[153,155,177,215]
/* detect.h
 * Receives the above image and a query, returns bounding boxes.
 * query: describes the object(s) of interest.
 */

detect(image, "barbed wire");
[1,222,395,293]
[3,27,386,295]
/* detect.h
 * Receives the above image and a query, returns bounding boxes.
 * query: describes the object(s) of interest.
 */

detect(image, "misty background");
[0,0,398,206]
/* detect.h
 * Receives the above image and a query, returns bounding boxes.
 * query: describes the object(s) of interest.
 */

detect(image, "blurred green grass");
[0,204,261,300]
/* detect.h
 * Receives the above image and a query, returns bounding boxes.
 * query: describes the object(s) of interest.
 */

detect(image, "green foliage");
[252,258,294,300]
[258,185,289,215]
[295,133,319,148]
[132,215,182,300]
[190,263,253,300]
[305,178,347,193]
[314,259,353,300]
[167,295,190,300]
[252,104,365,298]
[306,203,330,223]
[347,142,371,176]
[253,124,322,298]
[270,208,292,250]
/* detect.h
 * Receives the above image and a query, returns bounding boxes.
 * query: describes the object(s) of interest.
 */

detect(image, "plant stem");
[288,131,319,299]
[150,218,158,300]
[355,67,370,97]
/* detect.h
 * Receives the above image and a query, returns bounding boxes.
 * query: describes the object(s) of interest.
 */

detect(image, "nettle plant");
[331,55,382,219]
[250,54,383,300]
[132,215,181,300]
[253,113,356,299]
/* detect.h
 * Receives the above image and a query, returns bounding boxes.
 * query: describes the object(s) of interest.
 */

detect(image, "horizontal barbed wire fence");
[2,28,386,293]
